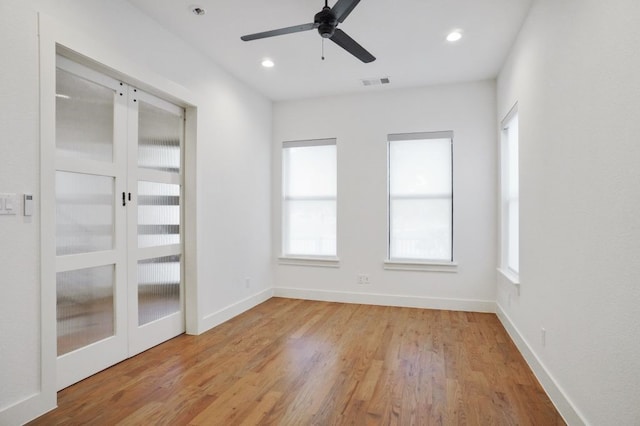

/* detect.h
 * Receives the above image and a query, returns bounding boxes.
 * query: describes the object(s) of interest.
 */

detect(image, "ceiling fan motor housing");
[240,0,375,63]
[315,7,338,38]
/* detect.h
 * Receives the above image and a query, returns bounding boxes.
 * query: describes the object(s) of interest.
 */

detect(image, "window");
[388,131,453,262]
[282,138,337,257]
[501,107,519,277]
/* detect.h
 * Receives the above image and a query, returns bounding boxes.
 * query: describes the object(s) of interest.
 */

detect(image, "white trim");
[497,267,520,286]
[384,259,458,272]
[54,46,198,109]
[129,311,184,357]
[278,256,341,268]
[57,333,127,390]
[56,157,119,177]
[282,138,336,148]
[136,244,182,261]
[35,12,60,422]
[137,168,182,185]
[388,130,454,141]
[496,304,587,426]
[198,288,274,335]
[56,54,121,91]
[273,287,495,313]
[0,393,55,426]
[501,103,519,130]
[56,250,118,272]
[183,106,198,335]
[136,90,184,117]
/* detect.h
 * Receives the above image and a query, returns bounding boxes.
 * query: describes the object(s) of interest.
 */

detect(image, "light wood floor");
[30,298,564,425]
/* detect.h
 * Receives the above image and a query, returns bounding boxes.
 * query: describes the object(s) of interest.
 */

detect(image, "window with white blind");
[501,108,519,278]
[282,139,337,258]
[388,132,453,263]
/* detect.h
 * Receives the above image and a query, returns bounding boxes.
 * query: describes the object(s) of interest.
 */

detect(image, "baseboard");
[0,391,56,426]
[198,288,274,334]
[496,303,586,426]
[273,287,496,313]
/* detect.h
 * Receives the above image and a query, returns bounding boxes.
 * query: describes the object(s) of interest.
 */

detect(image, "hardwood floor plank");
[29,298,565,425]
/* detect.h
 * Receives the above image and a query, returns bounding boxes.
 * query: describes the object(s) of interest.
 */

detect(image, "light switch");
[0,193,18,215]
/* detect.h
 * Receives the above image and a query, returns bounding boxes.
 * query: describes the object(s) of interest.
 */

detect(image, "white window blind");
[388,132,453,262]
[282,139,337,257]
[502,110,519,274]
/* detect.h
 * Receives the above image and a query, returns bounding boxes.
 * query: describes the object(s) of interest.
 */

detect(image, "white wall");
[0,1,42,414]
[496,0,640,424]
[0,0,272,423]
[272,81,498,310]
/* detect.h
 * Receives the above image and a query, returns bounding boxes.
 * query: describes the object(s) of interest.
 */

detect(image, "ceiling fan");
[240,0,376,63]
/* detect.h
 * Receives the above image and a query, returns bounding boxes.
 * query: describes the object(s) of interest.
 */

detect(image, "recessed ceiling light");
[261,59,275,68]
[191,5,205,16]
[446,30,463,42]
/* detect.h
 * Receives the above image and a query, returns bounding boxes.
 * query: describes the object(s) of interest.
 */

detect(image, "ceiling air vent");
[361,77,391,87]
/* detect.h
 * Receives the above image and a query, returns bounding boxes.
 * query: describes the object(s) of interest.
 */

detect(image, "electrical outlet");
[245,277,251,289]
[541,327,546,347]
[357,274,370,285]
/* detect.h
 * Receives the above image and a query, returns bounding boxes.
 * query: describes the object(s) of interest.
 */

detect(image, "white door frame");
[34,13,200,422]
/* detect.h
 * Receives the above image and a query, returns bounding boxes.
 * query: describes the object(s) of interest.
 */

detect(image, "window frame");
[280,138,338,263]
[386,131,455,270]
[499,105,520,284]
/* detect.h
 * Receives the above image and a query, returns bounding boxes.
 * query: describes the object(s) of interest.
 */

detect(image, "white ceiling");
[126,0,532,101]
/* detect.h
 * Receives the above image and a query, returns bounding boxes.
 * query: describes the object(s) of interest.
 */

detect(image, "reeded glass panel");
[138,181,180,248]
[284,200,337,256]
[56,171,114,256]
[138,255,181,326]
[56,68,114,162]
[389,199,452,261]
[138,101,182,173]
[57,265,114,356]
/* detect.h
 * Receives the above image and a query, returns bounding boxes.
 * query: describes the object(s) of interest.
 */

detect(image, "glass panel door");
[55,55,186,386]
[55,56,128,390]
[127,91,185,356]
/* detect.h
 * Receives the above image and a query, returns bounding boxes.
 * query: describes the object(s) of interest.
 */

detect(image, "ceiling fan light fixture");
[446,30,463,42]
[261,58,275,68]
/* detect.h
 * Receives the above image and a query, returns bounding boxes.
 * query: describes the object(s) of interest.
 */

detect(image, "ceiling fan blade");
[329,29,375,63]
[241,23,317,41]
[331,0,361,23]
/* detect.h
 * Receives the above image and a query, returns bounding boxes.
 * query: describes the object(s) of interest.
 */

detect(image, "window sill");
[498,268,520,286]
[278,256,340,268]
[384,259,458,273]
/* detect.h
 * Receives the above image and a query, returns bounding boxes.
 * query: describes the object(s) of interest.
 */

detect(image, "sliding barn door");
[55,56,185,389]
[127,89,185,356]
